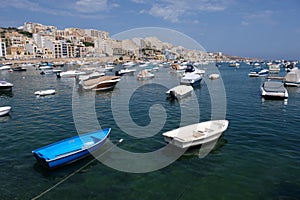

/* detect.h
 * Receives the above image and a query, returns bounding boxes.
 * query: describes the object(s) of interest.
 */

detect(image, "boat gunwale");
[32,128,111,162]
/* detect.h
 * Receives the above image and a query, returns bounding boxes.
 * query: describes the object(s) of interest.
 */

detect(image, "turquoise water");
[0,63,299,199]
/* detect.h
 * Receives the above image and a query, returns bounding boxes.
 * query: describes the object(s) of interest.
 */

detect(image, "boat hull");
[162,120,229,149]
[0,81,13,91]
[32,128,111,169]
[260,81,288,99]
[166,85,193,100]
[0,106,11,116]
[284,82,300,87]
[180,73,203,86]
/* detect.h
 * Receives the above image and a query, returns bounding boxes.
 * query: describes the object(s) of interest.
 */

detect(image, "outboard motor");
[115,71,121,76]
[185,64,195,73]
[56,72,61,79]
[169,90,176,99]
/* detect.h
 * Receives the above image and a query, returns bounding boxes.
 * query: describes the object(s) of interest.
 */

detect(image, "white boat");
[162,120,229,149]
[116,68,136,76]
[258,69,269,76]
[137,70,154,80]
[58,70,86,78]
[0,81,13,91]
[283,67,300,86]
[209,74,220,80]
[123,61,136,68]
[261,81,288,99]
[0,65,12,70]
[34,89,56,96]
[77,71,105,81]
[166,85,193,99]
[229,62,240,67]
[39,66,53,70]
[170,62,186,71]
[269,64,280,73]
[81,76,121,91]
[180,73,203,86]
[0,106,11,116]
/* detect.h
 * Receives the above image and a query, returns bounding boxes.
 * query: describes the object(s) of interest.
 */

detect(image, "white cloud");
[133,0,229,23]
[131,0,146,3]
[243,10,276,26]
[0,0,42,11]
[74,0,108,13]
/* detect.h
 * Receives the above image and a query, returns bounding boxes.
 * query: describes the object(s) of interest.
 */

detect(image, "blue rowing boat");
[32,128,111,169]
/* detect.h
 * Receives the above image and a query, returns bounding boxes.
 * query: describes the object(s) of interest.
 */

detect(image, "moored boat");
[229,62,240,67]
[283,67,300,87]
[269,64,281,73]
[58,70,86,78]
[162,120,229,149]
[180,73,203,86]
[115,68,136,76]
[34,89,56,96]
[209,73,220,79]
[0,106,11,116]
[0,65,12,70]
[12,66,27,71]
[260,81,288,99]
[0,81,13,91]
[166,85,193,100]
[258,69,269,76]
[137,70,155,80]
[32,128,111,169]
[81,76,121,91]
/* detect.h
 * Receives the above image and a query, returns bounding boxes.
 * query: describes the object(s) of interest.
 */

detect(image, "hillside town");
[0,22,238,63]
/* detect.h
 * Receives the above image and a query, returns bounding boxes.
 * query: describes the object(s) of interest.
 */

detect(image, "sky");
[0,0,299,60]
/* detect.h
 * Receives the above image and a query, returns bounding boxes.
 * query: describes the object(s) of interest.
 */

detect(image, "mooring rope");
[31,139,123,200]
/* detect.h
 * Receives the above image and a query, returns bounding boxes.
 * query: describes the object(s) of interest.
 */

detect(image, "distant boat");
[0,106,11,116]
[77,71,105,81]
[209,73,220,80]
[137,70,154,80]
[258,69,269,76]
[269,64,280,73]
[162,120,229,149]
[166,85,193,100]
[248,68,269,77]
[34,89,56,96]
[283,67,300,87]
[0,65,11,70]
[12,66,27,71]
[123,61,136,68]
[58,70,86,78]
[0,81,13,91]
[115,68,136,76]
[229,62,240,67]
[32,128,111,169]
[81,76,121,91]
[261,81,288,99]
[180,73,203,86]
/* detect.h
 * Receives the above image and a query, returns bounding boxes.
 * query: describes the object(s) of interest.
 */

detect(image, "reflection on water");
[0,91,13,98]
[0,114,11,122]
[182,137,228,158]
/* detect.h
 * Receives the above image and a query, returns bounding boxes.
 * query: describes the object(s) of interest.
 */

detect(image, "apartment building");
[0,39,6,58]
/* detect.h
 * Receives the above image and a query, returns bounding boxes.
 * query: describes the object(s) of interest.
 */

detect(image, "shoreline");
[0,56,121,65]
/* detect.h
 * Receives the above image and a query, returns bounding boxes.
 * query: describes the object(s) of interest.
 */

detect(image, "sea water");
[0,63,299,199]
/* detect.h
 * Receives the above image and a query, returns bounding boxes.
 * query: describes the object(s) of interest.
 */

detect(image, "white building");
[84,29,109,40]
